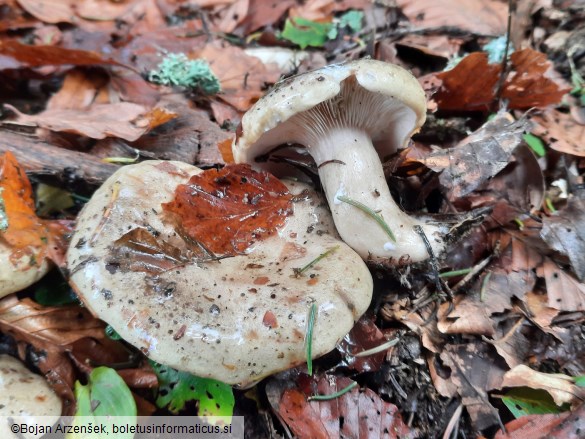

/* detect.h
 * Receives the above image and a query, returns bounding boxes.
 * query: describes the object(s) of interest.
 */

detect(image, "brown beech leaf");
[502,49,570,109]
[107,227,196,275]
[540,194,585,281]
[0,40,128,70]
[396,0,507,35]
[532,109,585,157]
[162,164,293,256]
[16,0,76,24]
[290,0,371,21]
[4,103,167,142]
[273,374,414,439]
[495,405,585,439]
[433,49,569,112]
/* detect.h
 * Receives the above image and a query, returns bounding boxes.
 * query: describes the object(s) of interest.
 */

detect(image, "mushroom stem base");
[312,128,445,264]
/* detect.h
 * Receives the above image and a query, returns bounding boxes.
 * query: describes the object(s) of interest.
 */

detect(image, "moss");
[148,53,221,95]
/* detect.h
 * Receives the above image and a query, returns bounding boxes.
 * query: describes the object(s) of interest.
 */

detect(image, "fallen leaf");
[5,103,166,142]
[532,109,585,157]
[500,365,585,407]
[422,114,528,199]
[46,68,107,110]
[16,0,75,24]
[433,49,569,112]
[539,259,585,312]
[0,40,128,70]
[437,296,495,336]
[238,0,296,34]
[270,374,414,439]
[540,194,585,281]
[336,315,387,373]
[495,405,585,439]
[290,0,370,21]
[162,164,293,256]
[396,0,507,35]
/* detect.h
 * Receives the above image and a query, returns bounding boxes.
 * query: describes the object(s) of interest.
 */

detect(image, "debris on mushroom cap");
[233,58,448,265]
[66,160,373,386]
[0,355,62,439]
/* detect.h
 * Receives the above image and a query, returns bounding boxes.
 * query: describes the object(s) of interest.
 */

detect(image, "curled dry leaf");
[500,365,585,407]
[162,164,293,256]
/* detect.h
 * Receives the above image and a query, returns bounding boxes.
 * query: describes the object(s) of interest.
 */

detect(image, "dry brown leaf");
[495,405,585,439]
[540,194,585,281]
[238,0,296,34]
[47,68,107,110]
[4,103,164,142]
[336,315,387,373]
[422,114,528,199]
[213,0,249,33]
[289,0,370,21]
[532,109,585,157]
[396,35,464,60]
[539,259,585,312]
[500,365,585,407]
[198,41,281,111]
[396,0,507,35]
[16,0,75,24]
[437,296,495,336]
[434,342,506,430]
[272,375,414,438]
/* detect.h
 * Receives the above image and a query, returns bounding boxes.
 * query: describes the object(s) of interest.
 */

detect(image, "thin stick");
[494,0,516,109]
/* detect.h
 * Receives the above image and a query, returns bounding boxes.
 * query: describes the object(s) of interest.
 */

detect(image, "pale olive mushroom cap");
[67,161,372,386]
[0,355,62,439]
[0,246,50,298]
[233,58,426,164]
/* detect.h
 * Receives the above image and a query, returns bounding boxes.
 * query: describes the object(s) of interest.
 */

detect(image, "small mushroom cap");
[0,246,50,298]
[67,161,372,386]
[233,58,426,165]
[0,355,61,439]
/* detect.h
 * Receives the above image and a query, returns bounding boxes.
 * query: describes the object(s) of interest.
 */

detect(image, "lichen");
[148,53,221,95]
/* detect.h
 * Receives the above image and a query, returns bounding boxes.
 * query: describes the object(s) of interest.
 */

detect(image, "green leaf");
[150,361,234,417]
[338,10,364,33]
[502,388,564,418]
[105,324,122,341]
[281,17,333,49]
[574,375,585,387]
[68,367,136,439]
[523,133,546,157]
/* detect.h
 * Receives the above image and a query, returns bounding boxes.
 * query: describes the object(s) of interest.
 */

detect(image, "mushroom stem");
[311,128,445,264]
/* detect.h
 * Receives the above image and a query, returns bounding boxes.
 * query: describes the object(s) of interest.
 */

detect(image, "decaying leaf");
[162,164,293,256]
[15,0,76,24]
[500,365,585,407]
[336,315,387,373]
[541,194,585,281]
[422,113,528,199]
[495,405,585,439]
[539,259,585,312]
[269,374,414,439]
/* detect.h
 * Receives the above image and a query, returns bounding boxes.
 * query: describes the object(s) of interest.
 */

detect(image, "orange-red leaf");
[162,164,293,256]
[0,151,48,254]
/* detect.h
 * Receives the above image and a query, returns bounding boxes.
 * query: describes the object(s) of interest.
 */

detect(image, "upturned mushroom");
[233,59,448,265]
[67,161,372,386]
[0,355,62,439]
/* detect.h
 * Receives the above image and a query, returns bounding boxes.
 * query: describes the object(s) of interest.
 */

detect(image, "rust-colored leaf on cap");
[162,164,293,256]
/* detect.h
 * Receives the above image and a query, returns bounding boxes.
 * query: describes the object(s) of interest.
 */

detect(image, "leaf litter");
[0,0,584,437]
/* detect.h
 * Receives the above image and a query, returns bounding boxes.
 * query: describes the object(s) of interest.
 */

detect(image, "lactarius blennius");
[67,161,372,386]
[233,59,448,265]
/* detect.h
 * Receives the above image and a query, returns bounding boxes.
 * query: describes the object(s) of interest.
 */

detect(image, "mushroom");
[233,59,448,265]
[0,355,62,439]
[67,160,372,386]
[0,246,50,299]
